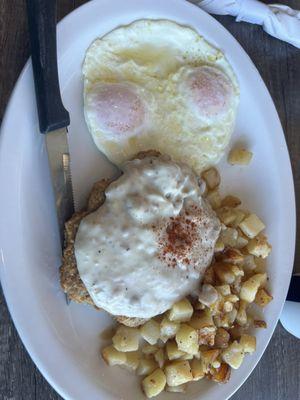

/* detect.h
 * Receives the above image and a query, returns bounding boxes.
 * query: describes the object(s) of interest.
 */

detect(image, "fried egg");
[83,19,239,174]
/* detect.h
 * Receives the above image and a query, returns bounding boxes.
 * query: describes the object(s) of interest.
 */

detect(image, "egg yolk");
[87,83,145,135]
[184,66,233,118]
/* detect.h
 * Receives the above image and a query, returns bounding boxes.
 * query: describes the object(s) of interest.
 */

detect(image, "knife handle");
[26,0,70,133]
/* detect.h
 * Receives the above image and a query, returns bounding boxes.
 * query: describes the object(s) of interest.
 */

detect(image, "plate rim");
[0,0,296,399]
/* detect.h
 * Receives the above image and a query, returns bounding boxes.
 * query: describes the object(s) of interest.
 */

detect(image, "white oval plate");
[0,0,296,399]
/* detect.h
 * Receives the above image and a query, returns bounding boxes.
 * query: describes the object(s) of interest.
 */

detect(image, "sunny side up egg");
[83,19,240,174]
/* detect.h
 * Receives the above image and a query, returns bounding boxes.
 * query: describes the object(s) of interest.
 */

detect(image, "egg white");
[83,19,239,174]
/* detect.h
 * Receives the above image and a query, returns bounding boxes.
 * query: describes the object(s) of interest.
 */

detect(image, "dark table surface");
[0,1,299,399]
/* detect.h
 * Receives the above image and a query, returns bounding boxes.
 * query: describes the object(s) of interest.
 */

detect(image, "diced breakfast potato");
[164,360,193,386]
[112,326,140,352]
[240,273,267,303]
[176,324,199,355]
[202,167,220,190]
[231,210,247,228]
[214,328,230,349]
[190,358,205,380]
[206,190,222,209]
[222,195,241,208]
[253,320,267,329]
[217,207,237,226]
[198,284,219,307]
[236,300,248,326]
[221,248,244,264]
[254,257,267,273]
[124,351,140,371]
[214,238,225,252]
[247,234,272,258]
[215,284,231,296]
[239,214,265,239]
[154,349,165,368]
[168,298,193,322]
[209,363,231,383]
[228,148,253,165]
[219,227,238,247]
[142,343,159,355]
[203,266,216,285]
[142,368,166,398]
[189,311,216,346]
[214,263,236,284]
[242,254,257,273]
[240,334,256,354]
[160,317,180,341]
[255,288,273,307]
[101,345,127,366]
[201,349,220,368]
[141,320,161,345]
[222,341,244,369]
[166,340,186,360]
[166,384,187,393]
[180,353,193,360]
[189,310,215,330]
[137,358,158,376]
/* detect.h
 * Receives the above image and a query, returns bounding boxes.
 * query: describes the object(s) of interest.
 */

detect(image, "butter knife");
[26,0,74,244]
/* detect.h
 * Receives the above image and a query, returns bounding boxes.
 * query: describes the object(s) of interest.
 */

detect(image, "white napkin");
[198,0,300,48]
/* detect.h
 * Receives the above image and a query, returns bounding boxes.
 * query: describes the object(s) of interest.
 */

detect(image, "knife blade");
[45,129,74,242]
[26,0,74,246]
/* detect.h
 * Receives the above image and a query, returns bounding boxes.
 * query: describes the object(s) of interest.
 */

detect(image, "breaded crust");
[60,151,160,326]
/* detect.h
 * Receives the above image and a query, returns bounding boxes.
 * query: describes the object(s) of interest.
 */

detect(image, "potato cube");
[220,227,238,247]
[215,284,231,296]
[209,363,231,383]
[123,351,140,371]
[214,238,225,253]
[154,348,165,368]
[101,345,126,366]
[201,349,220,366]
[164,360,193,386]
[253,320,267,328]
[228,148,253,165]
[206,190,222,209]
[189,311,213,328]
[227,307,238,325]
[160,317,180,341]
[166,384,187,392]
[191,358,205,380]
[166,340,185,360]
[217,207,237,226]
[203,266,216,285]
[231,210,247,228]
[222,195,241,208]
[180,353,193,360]
[168,298,193,322]
[198,284,219,307]
[247,234,272,258]
[214,328,230,349]
[240,273,267,303]
[254,257,267,273]
[239,214,265,239]
[235,236,248,249]
[141,320,161,345]
[112,326,140,352]
[236,300,248,326]
[202,168,220,190]
[137,358,158,376]
[142,343,159,355]
[240,334,256,353]
[142,368,166,398]
[176,324,199,355]
[255,288,273,307]
[222,341,244,369]
[221,248,244,264]
[243,254,257,273]
[214,263,236,284]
